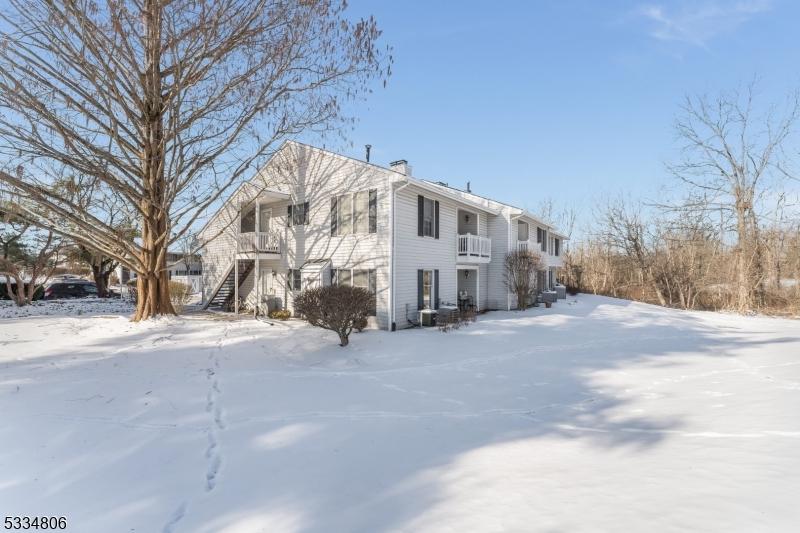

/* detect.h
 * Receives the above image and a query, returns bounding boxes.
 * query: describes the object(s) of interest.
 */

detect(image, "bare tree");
[504,250,544,309]
[668,85,799,311]
[0,0,390,320]
[0,207,62,306]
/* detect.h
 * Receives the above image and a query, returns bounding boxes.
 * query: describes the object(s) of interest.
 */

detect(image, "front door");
[262,268,275,296]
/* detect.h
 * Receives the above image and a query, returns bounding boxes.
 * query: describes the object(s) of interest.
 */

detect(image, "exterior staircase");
[204,260,255,310]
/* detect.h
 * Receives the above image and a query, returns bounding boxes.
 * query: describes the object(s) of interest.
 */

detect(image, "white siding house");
[198,141,568,330]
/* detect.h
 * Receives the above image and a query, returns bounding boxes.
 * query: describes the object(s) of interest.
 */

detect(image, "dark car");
[43,280,99,300]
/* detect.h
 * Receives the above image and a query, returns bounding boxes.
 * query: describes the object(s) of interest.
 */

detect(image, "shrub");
[504,250,544,309]
[168,280,192,313]
[268,309,291,320]
[294,285,373,346]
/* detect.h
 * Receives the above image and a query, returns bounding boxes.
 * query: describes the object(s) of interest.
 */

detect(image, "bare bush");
[168,281,192,314]
[504,250,544,309]
[294,285,373,347]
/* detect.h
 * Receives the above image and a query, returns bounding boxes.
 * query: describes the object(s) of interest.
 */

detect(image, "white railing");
[238,231,281,254]
[516,240,534,253]
[457,234,491,262]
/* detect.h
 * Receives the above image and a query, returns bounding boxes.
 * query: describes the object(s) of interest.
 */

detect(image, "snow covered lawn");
[1,295,799,532]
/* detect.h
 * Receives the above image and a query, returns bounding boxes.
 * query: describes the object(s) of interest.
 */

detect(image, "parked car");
[43,280,100,300]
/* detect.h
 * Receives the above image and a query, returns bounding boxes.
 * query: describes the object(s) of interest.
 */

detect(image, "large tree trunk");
[132,0,174,322]
[91,264,109,297]
[735,202,751,312]
[133,213,175,321]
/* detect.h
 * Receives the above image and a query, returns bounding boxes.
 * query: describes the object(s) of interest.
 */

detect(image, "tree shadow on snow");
[1,295,798,532]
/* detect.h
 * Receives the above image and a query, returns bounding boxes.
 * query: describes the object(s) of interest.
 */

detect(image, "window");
[422,270,432,309]
[354,191,369,234]
[332,268,376,315]
[287,202,308,226]
[332,190,376,236]
[417,195,439,238]
[554,238,561,256]
[539,228,547,253]
[352,269,369,290]
[240,206,256,233]
[288,269,302,291]
[423,198,435,237]
[518,221,529,241]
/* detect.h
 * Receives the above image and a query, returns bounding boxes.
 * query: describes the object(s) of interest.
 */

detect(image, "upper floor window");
[554,238,561,256]
[287,202,309,227]
[518,221,529,241]
[331,189,377,236]
[537,227,547,253]
[417,195,439,238]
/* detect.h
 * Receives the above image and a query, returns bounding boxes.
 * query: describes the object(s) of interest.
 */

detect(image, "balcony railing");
[237,231,281,254]
[516,240,535,253]
[457,233,491,263]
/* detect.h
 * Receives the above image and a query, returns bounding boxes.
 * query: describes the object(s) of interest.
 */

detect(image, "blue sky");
[324,0,800,233]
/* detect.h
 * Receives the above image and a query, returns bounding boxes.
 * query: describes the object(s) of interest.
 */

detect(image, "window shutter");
[417,195,424,236]
[330,197,337,236]
[434,269,439,309]
[369,189,377,233]
[287,205,293,227]
[434,201,440,239]
[417,269,424,310]
[303,201,309,225]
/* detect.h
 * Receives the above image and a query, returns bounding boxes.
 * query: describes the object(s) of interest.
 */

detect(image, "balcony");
[237,231,281,255]
[516,240,537,253]
[457,234,491,264]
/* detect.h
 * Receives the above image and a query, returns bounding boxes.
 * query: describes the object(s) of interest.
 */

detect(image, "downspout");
[389,179,411,331]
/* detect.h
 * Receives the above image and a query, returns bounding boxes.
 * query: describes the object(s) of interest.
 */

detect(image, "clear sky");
[321,0,800,234]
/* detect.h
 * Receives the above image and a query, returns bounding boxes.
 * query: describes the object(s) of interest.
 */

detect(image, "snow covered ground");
[1,295,799,532]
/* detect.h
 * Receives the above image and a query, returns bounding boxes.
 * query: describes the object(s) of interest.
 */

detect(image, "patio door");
[259,206,272,233]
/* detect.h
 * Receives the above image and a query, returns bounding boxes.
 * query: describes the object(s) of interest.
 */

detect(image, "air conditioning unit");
[419,309,436,327]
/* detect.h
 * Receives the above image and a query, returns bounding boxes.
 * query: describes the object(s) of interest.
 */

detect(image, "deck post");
[477,267,480,311]
[254,257,260,318]
[234,258,239,314]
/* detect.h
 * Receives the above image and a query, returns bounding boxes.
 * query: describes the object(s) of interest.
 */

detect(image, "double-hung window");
[332,268,376,315]
[287,269,302,291]
[287,202,309,226]
[332,190,377,236]
[422,198,435,237]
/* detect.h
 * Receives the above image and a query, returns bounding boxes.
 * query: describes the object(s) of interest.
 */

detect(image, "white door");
[259,206,272,233]
[262,268,275,296]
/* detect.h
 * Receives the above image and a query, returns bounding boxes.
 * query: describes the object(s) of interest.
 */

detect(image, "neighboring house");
[117,252,203,293]
[199,141,567,330]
